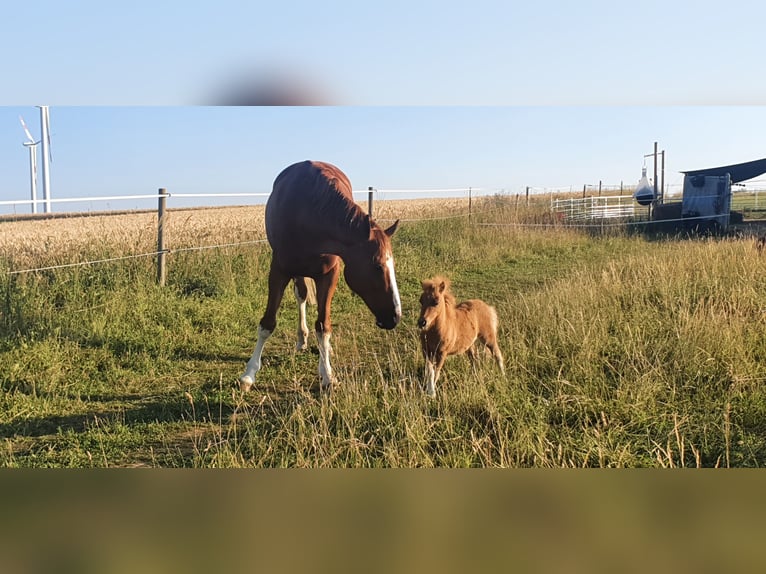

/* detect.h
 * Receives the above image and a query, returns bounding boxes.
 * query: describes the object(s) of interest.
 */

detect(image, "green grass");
[2,198,766,467]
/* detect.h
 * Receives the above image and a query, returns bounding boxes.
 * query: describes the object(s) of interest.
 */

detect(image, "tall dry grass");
[2,194,766,467]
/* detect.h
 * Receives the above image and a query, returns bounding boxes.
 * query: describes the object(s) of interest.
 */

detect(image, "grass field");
[2,195,766,467]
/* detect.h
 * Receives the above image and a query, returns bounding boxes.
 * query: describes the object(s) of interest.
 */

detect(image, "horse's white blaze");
[317,331,334,388]
[386,254,402,318]
[294,284,309,351]
[240,325,272,390]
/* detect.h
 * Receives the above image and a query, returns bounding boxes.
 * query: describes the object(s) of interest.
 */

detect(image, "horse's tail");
[305,277,317,305]
[293,277,317,306]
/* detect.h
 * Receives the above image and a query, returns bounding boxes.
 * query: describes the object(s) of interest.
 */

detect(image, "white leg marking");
[294,284,309,351]
[386,256,402,319]
[239,325,272,391]
[316,330,334,389]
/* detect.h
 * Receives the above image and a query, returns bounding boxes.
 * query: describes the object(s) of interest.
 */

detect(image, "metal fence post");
[157,188,167,286]
[368,187,374,218]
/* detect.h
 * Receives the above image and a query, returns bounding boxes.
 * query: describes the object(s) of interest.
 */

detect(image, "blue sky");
[2,2,765,214]
[2,1,765,105]
[1,106,766,214]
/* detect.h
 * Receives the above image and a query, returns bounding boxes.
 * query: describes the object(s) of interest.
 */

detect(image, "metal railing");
[552,195,644,221]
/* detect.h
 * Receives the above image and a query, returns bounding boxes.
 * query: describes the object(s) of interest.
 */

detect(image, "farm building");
[650,157,766,232]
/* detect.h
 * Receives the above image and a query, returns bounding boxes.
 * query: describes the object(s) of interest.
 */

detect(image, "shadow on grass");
[0,394,199,439]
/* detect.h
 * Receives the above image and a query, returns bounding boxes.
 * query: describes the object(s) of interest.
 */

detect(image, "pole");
[157,188,167,286]
[661,150,665,204]
[368,186,374,219]
[39,106,51,214]
[653,141,658,199]
[468,187,472,221]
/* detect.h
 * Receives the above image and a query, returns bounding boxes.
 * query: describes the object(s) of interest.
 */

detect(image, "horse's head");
[342,219,401,330]
[417,276,449,330]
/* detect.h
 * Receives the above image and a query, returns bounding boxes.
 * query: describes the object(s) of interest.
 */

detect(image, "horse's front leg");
[239,262,290,392]
[314,260,341,390]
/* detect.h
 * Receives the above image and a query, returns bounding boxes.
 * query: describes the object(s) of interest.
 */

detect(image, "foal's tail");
[487,304,505,374]
[488,304,499,335]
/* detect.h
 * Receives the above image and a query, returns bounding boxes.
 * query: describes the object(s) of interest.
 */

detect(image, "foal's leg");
[293,277,310,351]
[424,359,437,398]
[239,262,291,392]
[465,344,478,368]
[432,353,448,397]
[314,262,341,390]
[423,351,446,398]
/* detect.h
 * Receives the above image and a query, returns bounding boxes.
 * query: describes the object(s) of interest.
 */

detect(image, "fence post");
[157,188,167,286]
[526,186,530,206]
[468,187,472,222]
[368,187,374,218]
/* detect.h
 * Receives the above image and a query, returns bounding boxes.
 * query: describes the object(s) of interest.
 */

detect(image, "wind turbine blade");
[19,115,35,143]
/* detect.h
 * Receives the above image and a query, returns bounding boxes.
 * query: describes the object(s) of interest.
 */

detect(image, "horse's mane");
[423,275,457,307]
[310,162,371,241]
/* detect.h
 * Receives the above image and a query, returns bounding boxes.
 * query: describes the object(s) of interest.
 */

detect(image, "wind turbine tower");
[38,106,52,213]
[19,116,39,214]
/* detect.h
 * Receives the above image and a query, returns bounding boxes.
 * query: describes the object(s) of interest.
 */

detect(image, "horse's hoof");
[239,376,254,392]
[320,378,337,393]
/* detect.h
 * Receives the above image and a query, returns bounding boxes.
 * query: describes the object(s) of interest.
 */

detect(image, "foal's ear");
[384,219,400,237]
[438,280,446,294]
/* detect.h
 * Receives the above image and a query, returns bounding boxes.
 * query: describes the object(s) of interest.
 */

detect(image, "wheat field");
[0,197,475,268]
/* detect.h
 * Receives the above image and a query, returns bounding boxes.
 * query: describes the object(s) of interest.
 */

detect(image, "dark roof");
[681,157,766,184]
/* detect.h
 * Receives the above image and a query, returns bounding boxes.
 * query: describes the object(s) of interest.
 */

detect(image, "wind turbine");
[19,115,39,214]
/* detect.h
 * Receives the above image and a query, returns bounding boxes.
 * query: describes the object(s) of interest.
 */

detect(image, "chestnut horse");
[239,160,401,392]
[417,276,504,397]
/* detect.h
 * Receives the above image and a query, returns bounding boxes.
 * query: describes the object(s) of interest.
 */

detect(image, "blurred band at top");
[207,67,336,106]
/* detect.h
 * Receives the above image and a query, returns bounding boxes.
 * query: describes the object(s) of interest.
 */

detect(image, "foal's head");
[342,218,402,330]
[417,276,451,329]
